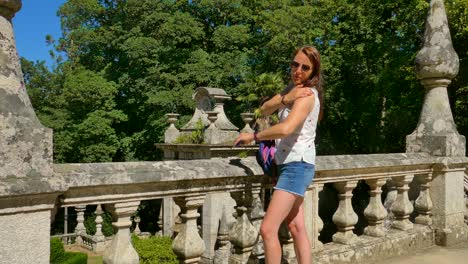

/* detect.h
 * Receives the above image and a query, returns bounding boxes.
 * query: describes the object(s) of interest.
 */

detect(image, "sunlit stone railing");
[48,152,468,264]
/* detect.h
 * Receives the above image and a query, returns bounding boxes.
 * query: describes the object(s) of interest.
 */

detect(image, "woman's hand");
[283,85,313,105]
[233,132,254,147]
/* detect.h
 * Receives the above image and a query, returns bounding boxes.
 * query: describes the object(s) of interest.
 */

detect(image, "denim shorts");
[274,161,315,197]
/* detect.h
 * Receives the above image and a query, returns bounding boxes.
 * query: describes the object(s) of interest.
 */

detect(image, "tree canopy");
[22,0,468,162]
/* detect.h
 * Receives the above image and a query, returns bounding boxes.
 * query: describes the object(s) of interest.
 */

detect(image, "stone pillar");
[75,205,87,244]
[406,0,465,157]
[332,181,358,244]
[229,190,258,264]
[103,202,140,264]
[391,175,414,231]
[172,195,206,264]
[432,165,467,246]
[406,0,467,245]
[0,2,62,263]
[94,205,107,252]
[364,178,388,237]
[415,174,433,225]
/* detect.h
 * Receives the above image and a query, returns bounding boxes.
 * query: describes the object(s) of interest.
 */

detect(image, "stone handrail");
[44,153,468,264]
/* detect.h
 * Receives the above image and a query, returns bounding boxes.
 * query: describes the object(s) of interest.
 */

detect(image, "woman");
[233,46,323,264]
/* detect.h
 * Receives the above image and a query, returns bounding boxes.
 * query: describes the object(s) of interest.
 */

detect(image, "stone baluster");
[172,195,206,264]
[103,202,140,264]
[213,208,231,264]
[391,175,414,231]
[75,205,87,244]
[332,181,359,244]
[229,190,258,264]
[303,184,323,251]
[249,185,265,263]
[94,205,106,252]
[415,174,433,225]
[157,203,163,236]
[364,178,388,237]
[383,179,397,229]
[279,223,295,263]
[133,216,141,235]
[315,184,324,249]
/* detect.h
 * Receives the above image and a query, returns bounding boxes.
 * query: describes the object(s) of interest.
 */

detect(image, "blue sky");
[12,1,66,67]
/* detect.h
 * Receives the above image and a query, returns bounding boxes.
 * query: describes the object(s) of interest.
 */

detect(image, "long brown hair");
[292,46,324,122]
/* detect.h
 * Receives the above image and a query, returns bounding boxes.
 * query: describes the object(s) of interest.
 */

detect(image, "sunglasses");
[290,61,311,72]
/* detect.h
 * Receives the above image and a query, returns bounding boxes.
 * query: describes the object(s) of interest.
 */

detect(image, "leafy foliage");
[132,235,178,264]
[50,237,88,264]
[22,0,468,161]
[173,119,205,144]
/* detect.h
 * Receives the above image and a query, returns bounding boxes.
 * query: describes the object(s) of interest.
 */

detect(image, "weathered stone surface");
[0,203,54,264]
[415,0,459,80]
[407,0,465,157]
[0,1,57,197]
[103,202,140,264]
[314,226,434,264]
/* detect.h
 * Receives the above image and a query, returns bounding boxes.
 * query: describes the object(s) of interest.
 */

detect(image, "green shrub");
[50,237,88,264]
[50,237,66,263]
[132,235,178,264]
[174,119,205,144]
[61,252,88,264]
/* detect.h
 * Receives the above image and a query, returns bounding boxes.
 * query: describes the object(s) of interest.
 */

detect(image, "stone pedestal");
[431,165,467,246]
[406,0,468,246]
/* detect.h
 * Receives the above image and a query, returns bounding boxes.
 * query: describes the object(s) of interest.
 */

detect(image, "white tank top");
[274,87,320,165]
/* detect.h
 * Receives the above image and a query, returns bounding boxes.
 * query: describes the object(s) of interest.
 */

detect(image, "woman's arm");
[234,93,315,145]
[260,85,313,116]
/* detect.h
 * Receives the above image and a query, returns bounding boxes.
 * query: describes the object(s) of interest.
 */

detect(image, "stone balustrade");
[27,153,464,264]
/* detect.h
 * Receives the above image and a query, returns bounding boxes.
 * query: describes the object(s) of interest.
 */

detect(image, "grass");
[87,255,103,264]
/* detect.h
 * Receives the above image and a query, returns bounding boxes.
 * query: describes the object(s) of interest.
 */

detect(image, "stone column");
[415,174,433,225]
[172,195,206,264]
[229,190,258,264]
[364,178,388,237]
[406,0,467,245]
[332,181,359,244]
[249,185,265,263]
[391,175,414,231]
[103,202,140,264]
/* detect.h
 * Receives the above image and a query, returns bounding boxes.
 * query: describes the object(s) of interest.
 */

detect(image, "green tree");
[22,0,468,161]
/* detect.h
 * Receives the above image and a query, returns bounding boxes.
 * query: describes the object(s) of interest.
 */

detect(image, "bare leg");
[260,190,299,264]
[285,199,311,264]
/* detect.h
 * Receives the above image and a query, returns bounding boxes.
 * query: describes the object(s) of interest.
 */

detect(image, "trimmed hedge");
[132,235,178,264]
[50,237,88,264]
